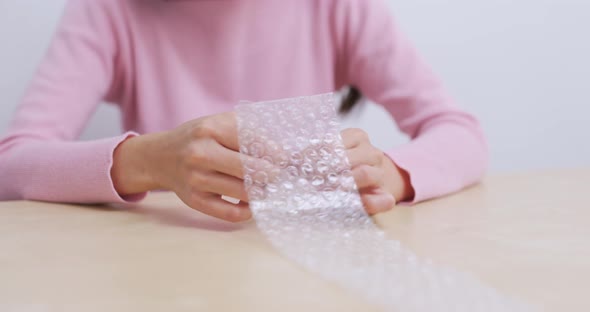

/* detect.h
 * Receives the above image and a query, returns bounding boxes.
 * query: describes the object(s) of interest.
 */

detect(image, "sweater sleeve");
[334,0,489,203]
[0,0,146,203]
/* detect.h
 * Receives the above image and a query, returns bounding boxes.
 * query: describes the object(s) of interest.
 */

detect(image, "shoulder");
[330,0,394,19]
[327,0,396,34]
[61,0,129,25]
[328,0,397,44]
[63,0,120,13]
[58,0,132,34]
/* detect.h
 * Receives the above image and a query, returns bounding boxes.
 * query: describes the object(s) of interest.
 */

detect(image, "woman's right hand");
[112,112,252,222]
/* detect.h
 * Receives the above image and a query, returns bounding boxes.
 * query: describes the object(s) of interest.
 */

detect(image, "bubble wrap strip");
[236,93,534,312]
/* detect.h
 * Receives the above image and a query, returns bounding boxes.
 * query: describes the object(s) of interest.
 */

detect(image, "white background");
[1,0,588,172]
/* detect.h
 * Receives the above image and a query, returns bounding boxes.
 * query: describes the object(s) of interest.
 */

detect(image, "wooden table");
[0,169,588,311]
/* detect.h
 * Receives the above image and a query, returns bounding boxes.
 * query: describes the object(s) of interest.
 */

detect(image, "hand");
[112,112,252,222]
[341,128,414,215]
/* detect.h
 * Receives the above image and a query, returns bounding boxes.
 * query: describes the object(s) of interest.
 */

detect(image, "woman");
[0,0,487,222]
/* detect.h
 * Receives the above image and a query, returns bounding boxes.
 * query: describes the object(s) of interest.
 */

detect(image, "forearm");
[387,122,488,203]
[111,132,165,196]
[0,133,145,203]
[385,159,414,203]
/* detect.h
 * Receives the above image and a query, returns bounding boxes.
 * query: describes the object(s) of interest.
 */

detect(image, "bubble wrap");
[236,93,534,312]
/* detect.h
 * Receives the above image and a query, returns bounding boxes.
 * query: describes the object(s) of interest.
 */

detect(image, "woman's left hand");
[341,128,414,215]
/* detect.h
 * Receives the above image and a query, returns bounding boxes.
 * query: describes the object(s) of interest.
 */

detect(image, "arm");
[0,1,253,222]
[335,0,488,203]
[0,0,144,203]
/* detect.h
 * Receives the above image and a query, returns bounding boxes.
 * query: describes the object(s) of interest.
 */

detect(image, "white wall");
[385,0,590,171]
[1,1,588,172]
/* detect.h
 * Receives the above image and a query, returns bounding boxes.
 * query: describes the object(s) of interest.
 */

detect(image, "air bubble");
[301,163,314,177]
[311,176,325,187]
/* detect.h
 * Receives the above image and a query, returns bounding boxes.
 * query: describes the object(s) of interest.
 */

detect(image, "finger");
[341,128,369,149]
[208,145,245,179]
[210,145,279,183]
[189,193,252,223]
[347,147,382,168]
[352,165,384,189]
[211,112,240,151]
[360,188,396,215]
[201,172,249,202]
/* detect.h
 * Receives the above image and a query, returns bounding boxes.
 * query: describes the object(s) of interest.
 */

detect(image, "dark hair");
[339,86,362,114]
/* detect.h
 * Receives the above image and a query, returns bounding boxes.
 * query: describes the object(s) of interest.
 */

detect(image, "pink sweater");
[0,0,487,204]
